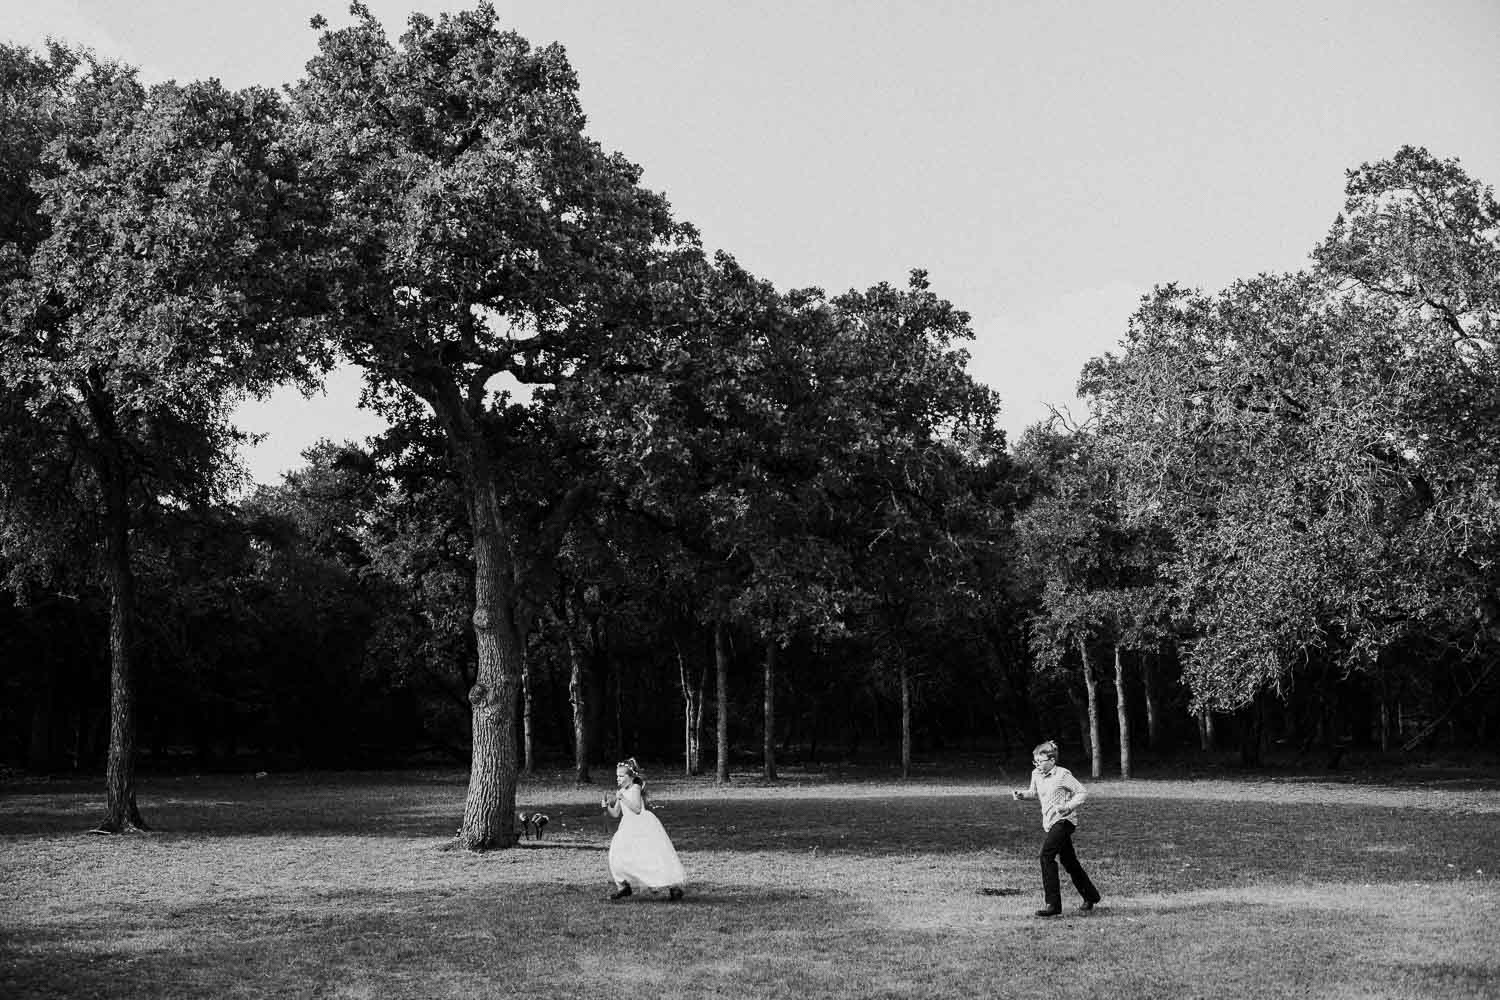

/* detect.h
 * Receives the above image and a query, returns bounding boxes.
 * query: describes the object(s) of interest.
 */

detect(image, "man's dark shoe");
[1034,906,1062,918]
[1080,898,1098,912]
[609,883,632,900]
[668,887,684,902]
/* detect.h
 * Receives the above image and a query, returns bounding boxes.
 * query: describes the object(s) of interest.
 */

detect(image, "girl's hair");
[1032,740,1059,760]
[617,757,644,786]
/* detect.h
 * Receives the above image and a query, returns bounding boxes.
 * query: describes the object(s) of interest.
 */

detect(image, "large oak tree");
[292,3,693,847]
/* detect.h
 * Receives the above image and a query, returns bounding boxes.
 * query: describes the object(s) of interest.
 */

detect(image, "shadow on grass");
[0,881,876,1000]
[513,840,607,852]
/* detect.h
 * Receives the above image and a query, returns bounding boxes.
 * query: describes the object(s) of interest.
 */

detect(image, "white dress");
[608,785,686,890]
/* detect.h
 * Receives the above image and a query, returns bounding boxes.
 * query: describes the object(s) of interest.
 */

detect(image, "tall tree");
[1014,426,1117,776]
[821,273,1006,775]
[0,45,323,830]
[1311,146,1500,742]
[293,4,691,847]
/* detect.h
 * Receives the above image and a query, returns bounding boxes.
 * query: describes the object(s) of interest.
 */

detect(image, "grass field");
[2,761,1497,999]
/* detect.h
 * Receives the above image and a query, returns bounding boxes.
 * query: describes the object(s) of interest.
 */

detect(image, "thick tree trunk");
[1114,644,1132,779]
[899,659,912,780]
[427,387,590,849]
[763,639,778,781]
[715,621,731,784]
[457,476,523,850]
[565,610,590,784]
[97,464,146,834]
[1077,636,1102,779]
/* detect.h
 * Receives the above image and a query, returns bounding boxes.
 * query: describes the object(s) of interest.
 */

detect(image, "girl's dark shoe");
[609,882,632,900]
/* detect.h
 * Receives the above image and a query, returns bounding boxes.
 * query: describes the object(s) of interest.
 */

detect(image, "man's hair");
[1032,740,1059,760]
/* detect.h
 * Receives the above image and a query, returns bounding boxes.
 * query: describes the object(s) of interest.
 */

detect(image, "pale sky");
[6,1,1498,485]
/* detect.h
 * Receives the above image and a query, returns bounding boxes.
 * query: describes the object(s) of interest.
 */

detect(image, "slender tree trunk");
[98,467,147,834]
[600,639,616,764]
[1377,661,1391,753]
[565,607,590,784]
[1141,653,1160,749]
[692,659,706,773]
[677,640,703,776]
[520,653,534,776]
[899,659,912,780]
[1067,691,1089,761]
[612,639,623,765]
[763,639,778,781]
[27,675,54,772]
[1077,636,1102,779]
[715,621,730,784]
[808,698,821,763]
[1114,644,1132,779]
[1238,694,1264,767]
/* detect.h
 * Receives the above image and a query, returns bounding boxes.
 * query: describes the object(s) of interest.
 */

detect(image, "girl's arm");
[603,793,622,819]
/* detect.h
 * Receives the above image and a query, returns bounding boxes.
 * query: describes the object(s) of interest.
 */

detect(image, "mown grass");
[2,764,1497,999]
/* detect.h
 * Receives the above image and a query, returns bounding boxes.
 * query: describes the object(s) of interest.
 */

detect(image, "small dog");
[518,811,549,841]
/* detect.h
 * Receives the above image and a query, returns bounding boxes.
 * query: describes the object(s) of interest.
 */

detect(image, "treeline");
[2,7,1496,843]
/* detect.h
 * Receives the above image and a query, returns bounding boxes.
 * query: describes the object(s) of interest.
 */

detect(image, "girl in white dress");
[602,758,686,901]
